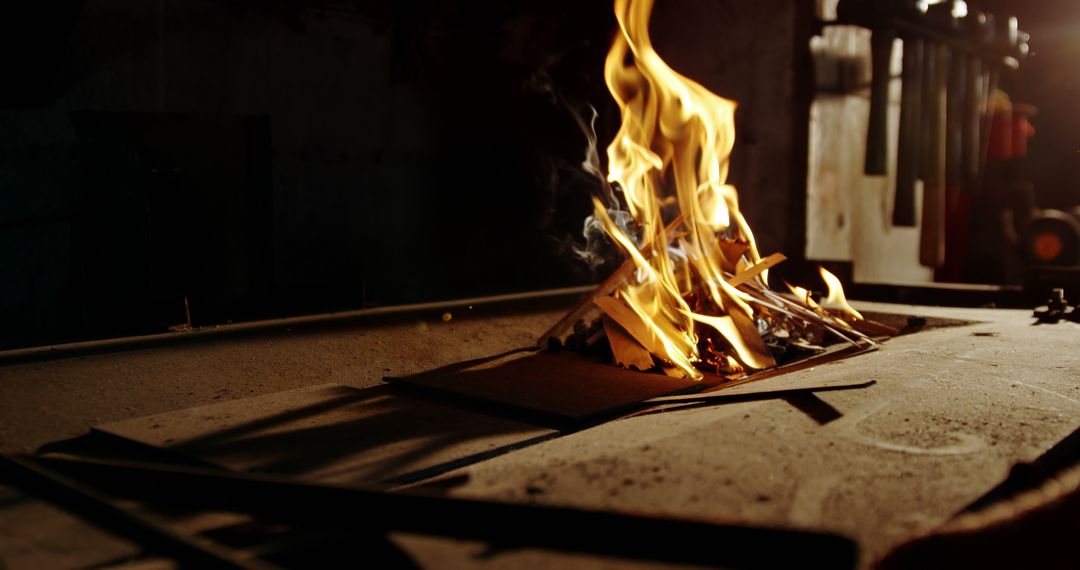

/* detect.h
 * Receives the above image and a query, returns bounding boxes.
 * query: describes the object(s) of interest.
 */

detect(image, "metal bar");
[0,454,277,570]
[823,19,1022,69]
[0,285,595,365]
[30,454,859,569]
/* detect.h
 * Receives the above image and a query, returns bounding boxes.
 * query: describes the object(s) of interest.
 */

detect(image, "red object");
[1010,104,1037,158]
[936,191,972,282]
[988,103,1037,160]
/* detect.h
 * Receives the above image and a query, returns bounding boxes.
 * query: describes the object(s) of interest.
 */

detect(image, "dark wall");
[651,0,814,259]
[0,0,812,349]
[978,0,1080,210]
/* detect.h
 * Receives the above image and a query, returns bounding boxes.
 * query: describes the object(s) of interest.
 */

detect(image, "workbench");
[0,298,1077,569]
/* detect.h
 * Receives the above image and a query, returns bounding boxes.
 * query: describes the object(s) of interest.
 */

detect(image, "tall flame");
[594,0,773,379]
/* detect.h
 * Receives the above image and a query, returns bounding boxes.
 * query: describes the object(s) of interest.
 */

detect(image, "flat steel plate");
[93,384,556,487]
[386,348,878,422]
[388,351,737,421]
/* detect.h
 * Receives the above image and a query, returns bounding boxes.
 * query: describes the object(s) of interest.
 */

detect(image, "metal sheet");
[93,384,556,487]
[386,351,732,422]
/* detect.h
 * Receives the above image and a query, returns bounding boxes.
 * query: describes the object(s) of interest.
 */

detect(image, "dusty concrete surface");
[0,300,1078,569]
[0,304,557,455]
[424,302,1080,567]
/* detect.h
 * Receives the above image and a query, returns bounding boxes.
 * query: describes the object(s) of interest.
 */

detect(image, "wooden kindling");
[539,221,888,381]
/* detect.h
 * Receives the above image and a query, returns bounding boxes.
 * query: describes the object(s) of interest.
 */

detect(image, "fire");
[786,268,864,323]
[819,267,864,321]
[588,0,868,380]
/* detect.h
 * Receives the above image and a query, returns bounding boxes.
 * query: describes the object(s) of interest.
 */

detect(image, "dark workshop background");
[0,0,813,350]
[979,0,1080,212]
[2,0,1076,351]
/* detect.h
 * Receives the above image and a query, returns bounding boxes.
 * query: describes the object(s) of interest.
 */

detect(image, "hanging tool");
[918,2,957,267]
[865,27,896,176]
[825,1,1031,245]
[893,34,923,227]
[918,43,947,266]
[836,0,918,177]
[961,11,991,191]
[939,11,969,280]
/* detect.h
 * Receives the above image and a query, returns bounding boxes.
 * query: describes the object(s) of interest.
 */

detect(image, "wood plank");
[603,317,654,372]
[93,385,556,487]
[728,253,787,288]
[593,295,677,367]
[535,216,686,349]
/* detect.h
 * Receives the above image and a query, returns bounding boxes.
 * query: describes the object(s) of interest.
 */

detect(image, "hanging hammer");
[837,0,920,177]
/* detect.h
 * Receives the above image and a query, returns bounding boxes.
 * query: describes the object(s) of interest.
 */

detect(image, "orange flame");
[819,267,863,321]
[589,0,869,380]
[593,0,772,379]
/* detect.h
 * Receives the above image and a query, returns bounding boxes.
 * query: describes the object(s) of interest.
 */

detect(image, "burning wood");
[543,0,892,381]
[603,316,653,372]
